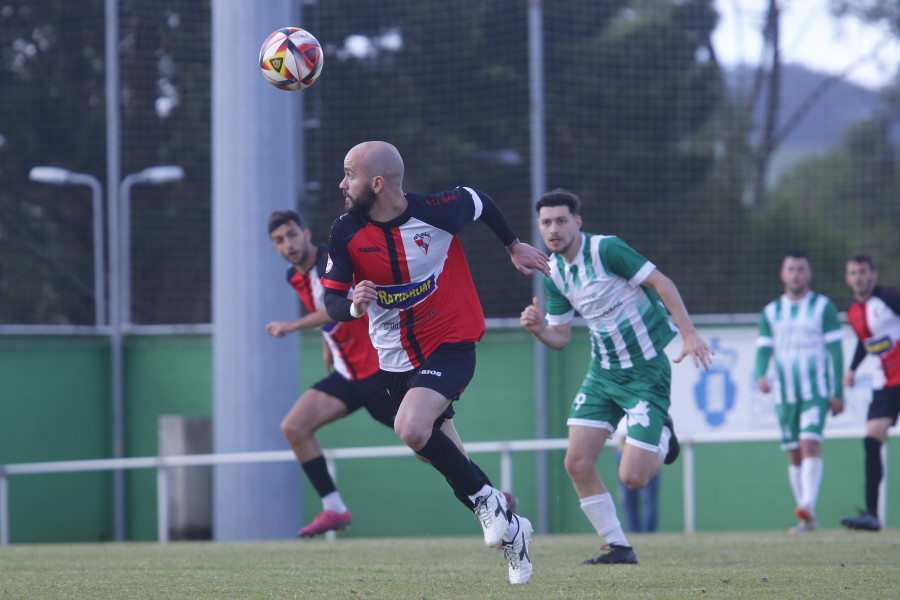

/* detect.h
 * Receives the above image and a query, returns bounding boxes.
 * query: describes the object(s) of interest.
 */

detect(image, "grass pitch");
[2,529,898,599]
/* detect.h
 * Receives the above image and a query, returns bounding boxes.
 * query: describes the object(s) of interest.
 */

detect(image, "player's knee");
[394,420,426,448]
[620,471,649,490]
[564,453,593,480]
[281,413,312,443]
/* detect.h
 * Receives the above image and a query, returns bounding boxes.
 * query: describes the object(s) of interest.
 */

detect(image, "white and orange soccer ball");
[259,27,324,91]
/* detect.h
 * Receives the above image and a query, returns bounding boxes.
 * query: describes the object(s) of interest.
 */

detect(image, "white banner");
[666,325,883,437]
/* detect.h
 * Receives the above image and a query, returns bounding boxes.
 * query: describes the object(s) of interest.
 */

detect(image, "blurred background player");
[755,251,844,533]
[323,141,548,584]
[841,253,900,532]
[266,209,389,537]
[520,188,712,565]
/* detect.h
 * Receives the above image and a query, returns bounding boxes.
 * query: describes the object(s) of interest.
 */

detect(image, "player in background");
[266,210,515,537]
[841,253,900,532]
[519,189,712,565]
[322,141,549,584]
[266,209,387,537]
[755,252,844,533]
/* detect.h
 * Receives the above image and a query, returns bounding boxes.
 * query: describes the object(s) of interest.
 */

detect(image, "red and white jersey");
[287,244,380,380]
[323,187,487,371]
[847,285,900,388]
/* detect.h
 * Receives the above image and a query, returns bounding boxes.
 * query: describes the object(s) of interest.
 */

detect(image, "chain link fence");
[2,0,898,325]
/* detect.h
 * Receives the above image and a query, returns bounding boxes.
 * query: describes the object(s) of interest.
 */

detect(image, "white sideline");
[0,430,890,545]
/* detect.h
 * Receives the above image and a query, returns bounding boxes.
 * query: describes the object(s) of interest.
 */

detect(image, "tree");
[0,0,211,325]
[728,0,899,208]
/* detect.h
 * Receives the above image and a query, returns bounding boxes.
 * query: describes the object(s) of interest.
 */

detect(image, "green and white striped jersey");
[755,291,844,403]
[543,233,677,370]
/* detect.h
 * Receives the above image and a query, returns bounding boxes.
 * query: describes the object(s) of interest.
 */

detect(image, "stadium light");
[29,166,107,326]
[119,165,185,324]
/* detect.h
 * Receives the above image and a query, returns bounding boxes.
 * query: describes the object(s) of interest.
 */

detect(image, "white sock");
[580,492,629,547]
[788,465,803,507]
[658,426,672,456]
[503,513,520,544]
[468,484,494,504]
[800,457,823,514]
[322,491,348,514]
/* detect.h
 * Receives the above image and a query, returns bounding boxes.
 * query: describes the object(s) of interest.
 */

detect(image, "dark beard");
[347,185,377,217]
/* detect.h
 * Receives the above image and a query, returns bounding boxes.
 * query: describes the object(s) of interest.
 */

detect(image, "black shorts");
[380,342,476,423]
[312,371,397,429]
[868,385,900,425]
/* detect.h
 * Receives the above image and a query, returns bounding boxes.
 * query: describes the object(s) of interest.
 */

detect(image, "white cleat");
[502,515,533,584]
[473,487,510,548]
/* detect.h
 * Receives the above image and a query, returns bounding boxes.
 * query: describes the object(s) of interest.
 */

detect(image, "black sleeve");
[475,189,518,247]
[324,287,355,322]
[849,340,867,371]
[877,286,900,316]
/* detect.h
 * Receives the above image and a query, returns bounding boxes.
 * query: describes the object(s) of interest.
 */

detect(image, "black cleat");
[841,511,882,532]
[583,543,638,565]
[663,415,680,465]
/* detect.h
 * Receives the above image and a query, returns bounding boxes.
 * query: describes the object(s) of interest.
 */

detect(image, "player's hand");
[673,331,714,370]
[830,398,844,416]
[520,297,544,334]
[757,376,771,394]
[265,321,291,338]
[842,371,855,388]
[509,241,551,277]
[351,280,377,315]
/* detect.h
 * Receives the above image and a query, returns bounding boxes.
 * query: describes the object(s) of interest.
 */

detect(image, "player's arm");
[641,269,713,370]
[755,311,774,393]
[324,281,376,322]
[265,308,334,337]
[823,302,844,414]
[520,296,571,350]
[844,340,867,387]
[473,189,550,277]
[827,338,845,414]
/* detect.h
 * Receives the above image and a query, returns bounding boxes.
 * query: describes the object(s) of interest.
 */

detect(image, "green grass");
[2,530,899,599]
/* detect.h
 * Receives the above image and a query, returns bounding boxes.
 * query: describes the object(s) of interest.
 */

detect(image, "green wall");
[1,330,896,543]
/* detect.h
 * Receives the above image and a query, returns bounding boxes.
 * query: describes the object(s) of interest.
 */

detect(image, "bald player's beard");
[346,184,377,217]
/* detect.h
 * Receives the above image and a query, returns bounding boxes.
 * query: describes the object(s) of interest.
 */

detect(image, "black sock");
[450,460,493,512]
[416,427,484,497]
[300,455,336,499]
[864,436,882,516]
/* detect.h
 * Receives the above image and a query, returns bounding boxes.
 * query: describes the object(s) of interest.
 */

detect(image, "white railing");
[0,430,889,545]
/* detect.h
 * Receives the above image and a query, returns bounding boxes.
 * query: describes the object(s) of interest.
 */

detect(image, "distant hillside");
[725,63,887,181]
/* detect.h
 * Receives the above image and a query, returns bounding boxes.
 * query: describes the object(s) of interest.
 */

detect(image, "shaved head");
[347,141,404,191]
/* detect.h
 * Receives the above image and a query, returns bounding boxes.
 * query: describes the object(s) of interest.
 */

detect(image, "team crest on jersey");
[625,401,651,428]
[325,256,333,273]
[414,231,431,255]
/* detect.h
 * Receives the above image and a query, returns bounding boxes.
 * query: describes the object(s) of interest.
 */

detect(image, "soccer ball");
[259,27,324,91]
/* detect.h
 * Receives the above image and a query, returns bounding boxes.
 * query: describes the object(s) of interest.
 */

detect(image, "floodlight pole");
[105,0,125,542]
[119,166,185,325]
[28,167,106,327]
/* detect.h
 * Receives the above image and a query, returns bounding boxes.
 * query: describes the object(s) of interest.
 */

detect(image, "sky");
[713,0,900,90]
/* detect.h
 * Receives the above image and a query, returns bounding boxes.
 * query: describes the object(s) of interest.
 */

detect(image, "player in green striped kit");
[520,189,713,565]
[755,252,844,533]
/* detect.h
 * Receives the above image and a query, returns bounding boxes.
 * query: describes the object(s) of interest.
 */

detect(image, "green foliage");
[0,0,210,325]
[766,115,900,299]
